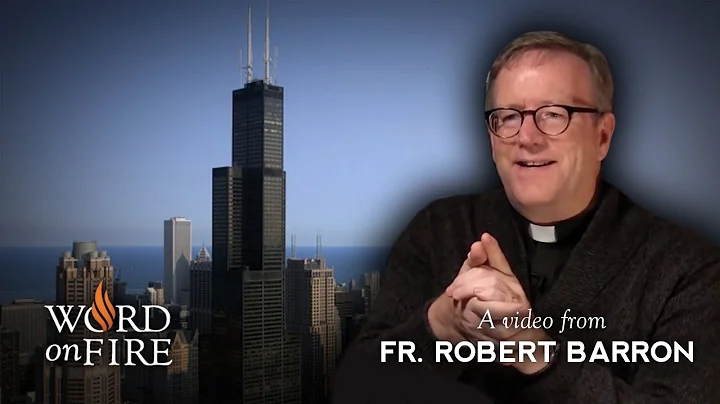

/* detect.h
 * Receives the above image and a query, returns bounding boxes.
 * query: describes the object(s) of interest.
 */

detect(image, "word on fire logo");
[44,281,173,366]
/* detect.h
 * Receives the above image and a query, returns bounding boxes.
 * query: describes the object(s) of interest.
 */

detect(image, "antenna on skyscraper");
[246,6,254,84]
[316,235,323,259]
[264,0,271,83]
[291,234,296,258]
[273,45,278,84]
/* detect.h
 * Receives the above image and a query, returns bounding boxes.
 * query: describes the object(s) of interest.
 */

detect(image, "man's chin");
[507,187,557,211]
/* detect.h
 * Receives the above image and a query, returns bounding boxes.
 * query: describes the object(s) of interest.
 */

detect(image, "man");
[333,31,720,403]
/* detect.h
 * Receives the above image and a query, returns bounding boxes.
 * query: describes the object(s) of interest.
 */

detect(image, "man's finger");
[448,280,525,302]
[447,263,497,292]
[473,283,515,302]
[447,269,515,301]
[468,241,488,268]
[449,241,488,295]
[446,264,518,300]
[481,233,514,277]
[466,299,524,321]
[457,241,487,276]
[449,278,505,301]
[446,266,485,296]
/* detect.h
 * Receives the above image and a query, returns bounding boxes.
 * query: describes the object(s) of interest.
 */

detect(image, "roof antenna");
[291,234,296,258]
[246,6,253,84]
[273,45,278,84]
[239,49,243,86]
[264,0,271,83]
[316,234,323,259]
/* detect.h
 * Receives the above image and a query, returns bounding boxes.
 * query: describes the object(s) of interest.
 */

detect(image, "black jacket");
[333,182,720,404]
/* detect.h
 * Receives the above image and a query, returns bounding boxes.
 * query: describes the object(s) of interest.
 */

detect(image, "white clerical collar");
[528,223,557,244]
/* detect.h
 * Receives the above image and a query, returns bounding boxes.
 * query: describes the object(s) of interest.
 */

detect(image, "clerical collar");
[524,215,591,244]
[528,223,560,243]
[515,184,605,244]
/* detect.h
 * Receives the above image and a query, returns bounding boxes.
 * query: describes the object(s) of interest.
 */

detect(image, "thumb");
[457,241,487,275]
[448,241,488,296]
[468,241,488,268]
[480,233,514,277]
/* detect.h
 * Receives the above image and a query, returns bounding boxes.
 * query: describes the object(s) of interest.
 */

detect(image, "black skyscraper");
[230,80,286,271]
[202,6,301,404]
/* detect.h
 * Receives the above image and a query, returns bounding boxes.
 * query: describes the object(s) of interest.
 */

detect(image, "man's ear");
[487,124,500,163]
[597,112,615,161]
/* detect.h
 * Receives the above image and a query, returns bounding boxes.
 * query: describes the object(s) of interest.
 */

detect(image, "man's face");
[488,49,615,218]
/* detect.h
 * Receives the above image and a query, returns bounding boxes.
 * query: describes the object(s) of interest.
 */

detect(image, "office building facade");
[189,244,212,334]
[164,217,192,305]
[287,257,342,404]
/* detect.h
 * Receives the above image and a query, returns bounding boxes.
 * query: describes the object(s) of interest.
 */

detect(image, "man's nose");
[516,115,547,147]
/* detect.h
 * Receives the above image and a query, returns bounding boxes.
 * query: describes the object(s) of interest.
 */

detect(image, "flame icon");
[91,281,116,332]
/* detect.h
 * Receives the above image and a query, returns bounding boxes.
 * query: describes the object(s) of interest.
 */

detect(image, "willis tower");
[203,3,301,403]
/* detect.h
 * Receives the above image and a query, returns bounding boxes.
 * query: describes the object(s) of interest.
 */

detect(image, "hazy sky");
[1,1,719,247]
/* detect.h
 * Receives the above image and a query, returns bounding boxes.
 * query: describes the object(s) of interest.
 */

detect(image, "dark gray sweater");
[333,183,720,404]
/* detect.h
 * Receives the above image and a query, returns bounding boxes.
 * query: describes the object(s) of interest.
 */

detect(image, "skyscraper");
[49,241,120,404]
[204,4,301,404]
[154,329,200,404]
[189,244,212,334]
[359,270,381,313]
[0,327,21,402]
[164,217,192,305]
[286,254,342,404]
[119,329,199,404]
[0,299,47,365]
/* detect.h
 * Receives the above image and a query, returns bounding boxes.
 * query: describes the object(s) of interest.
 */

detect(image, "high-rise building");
[153,329,199,404]
[165,304,190,331]
[0,327,21,403]
[204,4,301,403]
[37,352,63,403]
[145,286,163,306]
[189,244,212,334]
[164,217,192,305]
[119,329,199,404]
[0,299,47,365]
[286,256,342,404]
[334,285,361,349]
[359,271,381,313]
[46,241,120,404]
[112,275,127,306]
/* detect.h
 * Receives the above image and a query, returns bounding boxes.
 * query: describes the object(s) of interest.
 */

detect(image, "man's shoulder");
[644,213,720,265]
[620,186,720,269]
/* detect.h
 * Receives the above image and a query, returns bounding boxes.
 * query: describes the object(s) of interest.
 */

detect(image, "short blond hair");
[485,31,614,112]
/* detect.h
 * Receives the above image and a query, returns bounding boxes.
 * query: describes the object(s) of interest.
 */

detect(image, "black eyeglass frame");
[484,104,603,138]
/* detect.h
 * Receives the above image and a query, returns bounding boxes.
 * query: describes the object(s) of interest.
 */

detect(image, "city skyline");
[5,2,720,248]
[0,238,380,403]
[1,2,719,403]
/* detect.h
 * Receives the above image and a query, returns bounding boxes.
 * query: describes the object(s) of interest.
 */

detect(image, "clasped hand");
[428,232,552,373]
[445,233,531,343]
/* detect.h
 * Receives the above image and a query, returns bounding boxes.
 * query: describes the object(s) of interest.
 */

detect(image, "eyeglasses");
[484,104,601,139]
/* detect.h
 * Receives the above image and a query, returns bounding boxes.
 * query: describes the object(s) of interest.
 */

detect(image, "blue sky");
[2,1,719,247]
